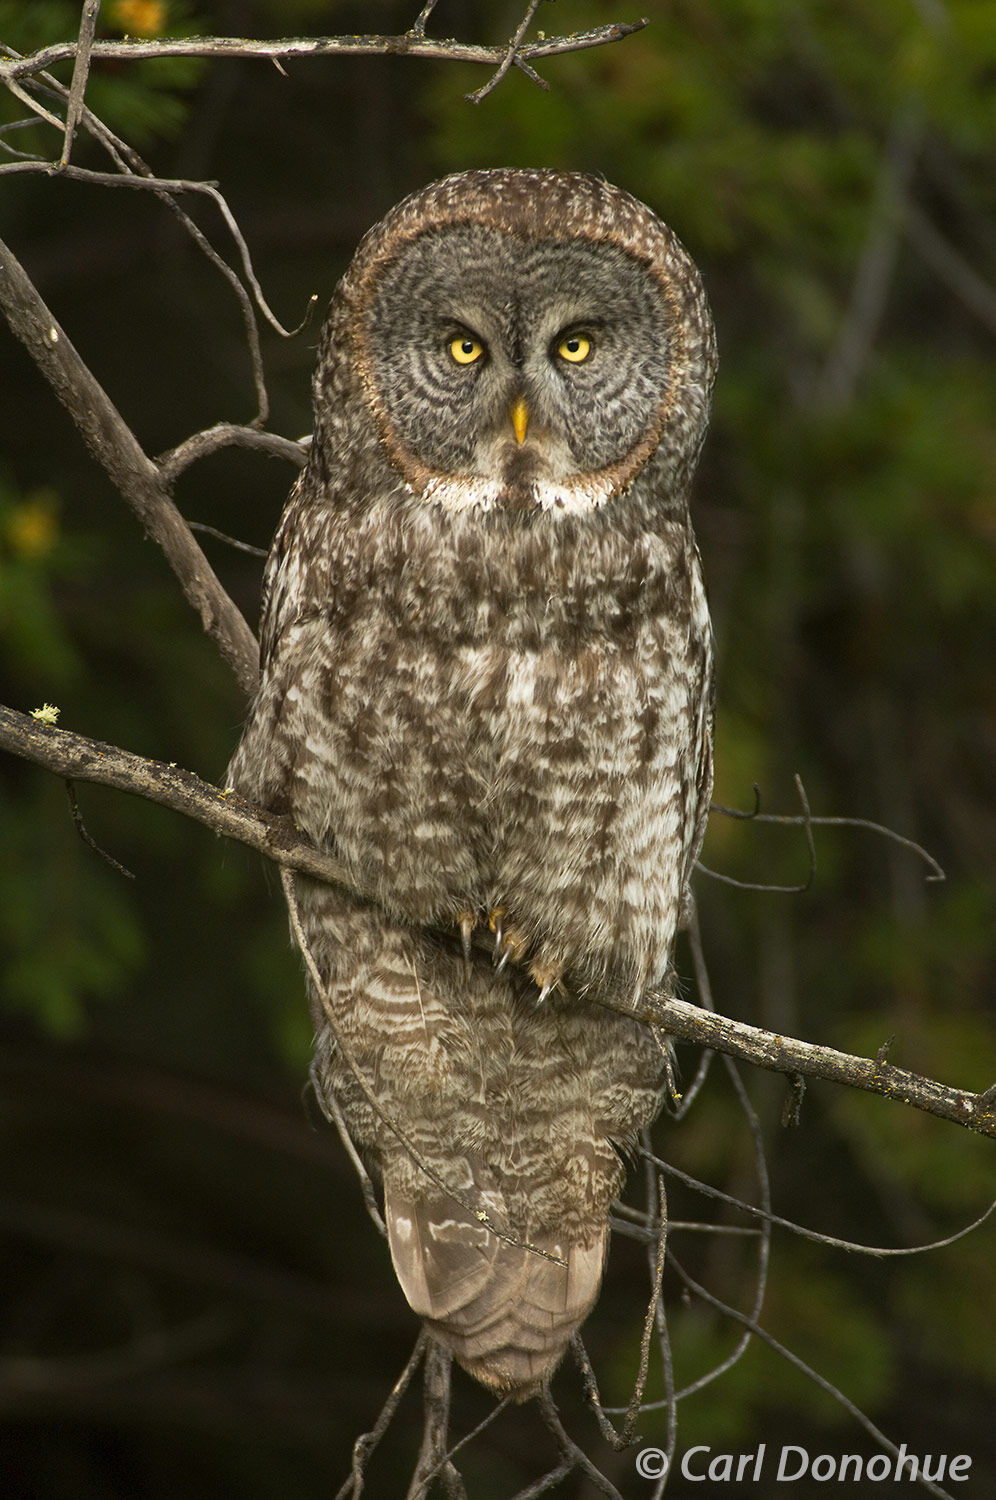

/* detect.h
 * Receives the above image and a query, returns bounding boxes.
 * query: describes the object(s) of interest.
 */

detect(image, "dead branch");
[406,1341,461,1500]
[464,0,547,104]
[58,0,100,166]
[2,704,993,1141]
[0,22,651,87]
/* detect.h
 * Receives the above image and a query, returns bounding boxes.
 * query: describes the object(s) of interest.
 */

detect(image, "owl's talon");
[488,907,527,970]
[529,959,564,1006]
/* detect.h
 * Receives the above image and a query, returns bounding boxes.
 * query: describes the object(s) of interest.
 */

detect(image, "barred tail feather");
[385,1175,606,1399]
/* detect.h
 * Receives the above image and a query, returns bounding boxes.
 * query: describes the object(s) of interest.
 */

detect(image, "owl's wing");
[256,472,311,671]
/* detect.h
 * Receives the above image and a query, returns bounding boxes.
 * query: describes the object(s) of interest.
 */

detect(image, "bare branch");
[317,1089,387,1239]
[537,1389,622,1500]
[59,0,101,166]
[0,235,260,694]
[65,778,135,879]
[336,1334,430,1500]
[406,1341,462,1500]
[408,4,442,42]
[1,24,652,84]
[644,1154,996,1260]
[187,523,267,559]
[2,704,993,1140]
[159,423,308,482]
[622,988,993,1136]
[465,0,548,104]
[710,783,946,883]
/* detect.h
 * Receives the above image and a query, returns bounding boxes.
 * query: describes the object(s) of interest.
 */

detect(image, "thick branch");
[621,994,992,1137]
[2,705,993,1141]
[0,234,259,695]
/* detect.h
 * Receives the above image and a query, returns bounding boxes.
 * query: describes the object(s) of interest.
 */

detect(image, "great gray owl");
[228,169,716,1399]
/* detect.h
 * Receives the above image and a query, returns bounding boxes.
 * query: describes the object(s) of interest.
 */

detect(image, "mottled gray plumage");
[228,169,716,1397]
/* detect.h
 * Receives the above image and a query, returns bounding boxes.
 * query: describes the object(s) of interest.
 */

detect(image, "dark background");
[1,2,993,1495]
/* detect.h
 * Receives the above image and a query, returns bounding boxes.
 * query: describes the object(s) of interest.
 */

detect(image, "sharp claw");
[489,908,506,965]
[488,907,527,971]
[529,959,563,1007]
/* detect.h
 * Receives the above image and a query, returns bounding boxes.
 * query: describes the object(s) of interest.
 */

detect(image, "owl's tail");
[384,1170,607,1399]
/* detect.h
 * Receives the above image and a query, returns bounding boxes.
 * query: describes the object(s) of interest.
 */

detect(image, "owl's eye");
[556,333,592,364]
[449,336,485,365]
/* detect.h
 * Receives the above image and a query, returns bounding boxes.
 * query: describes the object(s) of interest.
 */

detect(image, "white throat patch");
[418,473,616,515]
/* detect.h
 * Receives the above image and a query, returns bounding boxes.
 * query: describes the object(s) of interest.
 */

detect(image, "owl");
[228,169,716,1399]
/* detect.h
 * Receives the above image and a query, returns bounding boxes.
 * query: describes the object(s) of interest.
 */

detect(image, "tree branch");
[0,233,261,696]
[3,704,993,1141]
[1,24,651,83]
[58,0,101,166]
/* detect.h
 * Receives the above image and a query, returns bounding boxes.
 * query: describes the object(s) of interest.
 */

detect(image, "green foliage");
[0,0,204,153]
[1,780,144,1035]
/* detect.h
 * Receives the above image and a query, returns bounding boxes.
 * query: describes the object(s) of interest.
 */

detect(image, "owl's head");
[316,170,717,516]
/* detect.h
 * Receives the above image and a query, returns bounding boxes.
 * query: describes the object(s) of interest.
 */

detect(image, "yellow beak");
[511,398,529,445]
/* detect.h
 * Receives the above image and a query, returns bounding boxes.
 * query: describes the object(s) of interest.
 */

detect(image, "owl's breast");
[439,523,712,988]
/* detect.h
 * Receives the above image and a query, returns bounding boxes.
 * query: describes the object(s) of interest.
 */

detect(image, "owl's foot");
[488,908,528,973]
[528,957,564,1006]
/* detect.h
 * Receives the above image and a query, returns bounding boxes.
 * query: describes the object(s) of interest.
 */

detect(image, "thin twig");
[675,1048,771,1403]
[644,1152,677,1497]
[419,1393,512,1494]
[643,1154,996,1260]
[709,781,946,883]
[64,779,135,879]
[316,1087,387,1238]
[187,523,268,559]
[0,67,302,419]
[465,0,547,104]
[60,0,102,165]
[159,423,308,482]
[406,1341,461,1500]
[536,1390,622,1499]
[408,2,441,40]
[667,904,715,1118]
[335,1333,429,1500]
[667,1255,959,1500]
[3,159,309,341]
[700,772,817,893]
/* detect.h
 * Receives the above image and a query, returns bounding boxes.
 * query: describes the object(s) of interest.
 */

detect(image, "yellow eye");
[557,333,591,364]
[450,336,484,365]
